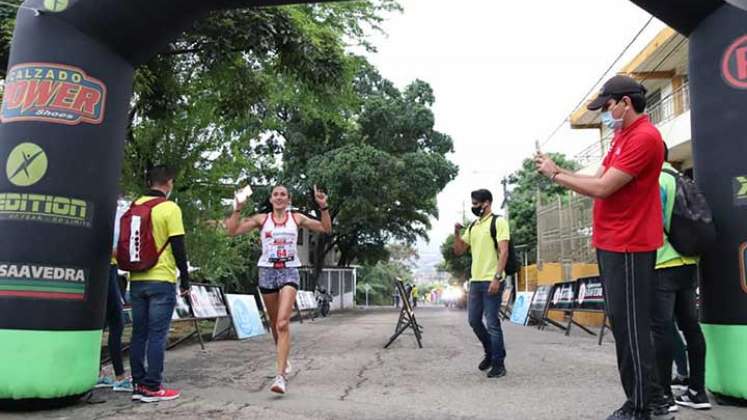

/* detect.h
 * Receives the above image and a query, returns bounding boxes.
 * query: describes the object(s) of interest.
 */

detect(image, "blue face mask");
[601,110,624,131]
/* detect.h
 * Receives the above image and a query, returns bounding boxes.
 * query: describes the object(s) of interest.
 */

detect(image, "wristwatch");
[494,273,504,281]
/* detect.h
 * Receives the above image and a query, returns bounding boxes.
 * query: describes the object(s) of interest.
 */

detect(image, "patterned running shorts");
[258,267,300,294]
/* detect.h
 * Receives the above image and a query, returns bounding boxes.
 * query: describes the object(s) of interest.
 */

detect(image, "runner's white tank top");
[258,211,301,268]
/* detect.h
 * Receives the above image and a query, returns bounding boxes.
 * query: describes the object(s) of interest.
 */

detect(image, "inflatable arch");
[0,0,331,404]
[632,0,747,400]
[0,0,745,405]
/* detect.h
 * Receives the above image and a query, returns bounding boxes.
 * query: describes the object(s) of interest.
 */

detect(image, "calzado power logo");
[1,63,106,125]
[6,143,48,187]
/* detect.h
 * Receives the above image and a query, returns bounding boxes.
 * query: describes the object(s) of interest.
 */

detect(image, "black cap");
[587,75,647,111]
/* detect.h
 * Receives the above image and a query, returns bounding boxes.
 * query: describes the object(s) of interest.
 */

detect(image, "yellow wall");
[571,263,599,279]
[537,263,563,286]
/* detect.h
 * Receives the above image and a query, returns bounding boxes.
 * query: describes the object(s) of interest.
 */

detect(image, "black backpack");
[469,214,520,276]
[662,168,716,257]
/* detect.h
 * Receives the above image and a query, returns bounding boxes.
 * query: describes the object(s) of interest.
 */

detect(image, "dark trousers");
[468,281,506,366]
[672,323,689,378]
[651,264,706,393]
[130,281,176,390]
[105,265,125,376]
[598,250,661,413]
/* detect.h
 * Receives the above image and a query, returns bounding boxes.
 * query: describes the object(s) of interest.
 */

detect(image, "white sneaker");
[270,375,287,394]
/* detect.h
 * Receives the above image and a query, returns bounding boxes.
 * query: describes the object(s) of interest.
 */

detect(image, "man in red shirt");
[536,75,667,420]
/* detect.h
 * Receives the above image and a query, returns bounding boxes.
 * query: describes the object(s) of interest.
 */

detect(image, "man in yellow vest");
[453,189,510,379]
[650,147,710,412]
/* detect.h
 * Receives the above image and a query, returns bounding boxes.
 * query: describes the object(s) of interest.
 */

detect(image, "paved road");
[3,306,745,419]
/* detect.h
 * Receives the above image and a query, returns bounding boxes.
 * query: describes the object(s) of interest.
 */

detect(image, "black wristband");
[320,207,329,211]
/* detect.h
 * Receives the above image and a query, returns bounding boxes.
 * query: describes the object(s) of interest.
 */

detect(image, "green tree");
[438,233,471,282]
[355,244,415,305]
[286,61,458,273]
[505,153,579,260]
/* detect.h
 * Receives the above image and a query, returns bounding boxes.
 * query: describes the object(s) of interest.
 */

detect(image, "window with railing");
[647,83,690,125]
[574,82,690,166]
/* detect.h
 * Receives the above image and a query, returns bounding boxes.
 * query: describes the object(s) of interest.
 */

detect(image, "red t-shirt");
[592,115,664,253]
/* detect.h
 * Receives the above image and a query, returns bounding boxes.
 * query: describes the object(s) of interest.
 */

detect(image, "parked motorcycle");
[316,287,333,317]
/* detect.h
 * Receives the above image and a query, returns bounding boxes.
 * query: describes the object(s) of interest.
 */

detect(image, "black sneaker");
[650,404,674,420]
[486,364,506,378]
[478,355,491,371]
[606,402,635,420]
[675,389,711,410]
[670,376,689,392]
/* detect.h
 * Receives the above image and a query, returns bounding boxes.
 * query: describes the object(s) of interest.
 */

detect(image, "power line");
[540,16,655,148]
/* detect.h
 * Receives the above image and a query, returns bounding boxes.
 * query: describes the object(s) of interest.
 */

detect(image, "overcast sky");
[362,0,666,272]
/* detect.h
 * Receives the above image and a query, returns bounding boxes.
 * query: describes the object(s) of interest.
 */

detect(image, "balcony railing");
[648,83,690,126]
[574,83,690,166]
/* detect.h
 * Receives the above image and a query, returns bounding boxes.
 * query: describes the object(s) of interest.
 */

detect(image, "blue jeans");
[105,265,125,376]
[468,281,506,366]
[129,281,176,390]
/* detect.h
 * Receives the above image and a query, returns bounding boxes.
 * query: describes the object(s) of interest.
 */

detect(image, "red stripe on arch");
[0,290,84,300]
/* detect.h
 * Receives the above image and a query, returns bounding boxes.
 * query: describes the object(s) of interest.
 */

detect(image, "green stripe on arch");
[702,324,747,399]
[0,284,84,293]
[0,329,101,399]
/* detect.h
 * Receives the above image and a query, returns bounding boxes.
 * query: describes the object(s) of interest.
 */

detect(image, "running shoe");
[486,364,506,379]
[95,376,114,388]
[675,388,711,410]
[270,375,287,394]
[478,354,491,371]
[139,385,181,403]
[132,384,145,401]
[113,377,134,392]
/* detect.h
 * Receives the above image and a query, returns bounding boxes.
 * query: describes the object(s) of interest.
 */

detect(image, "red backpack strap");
[139,197,168,208]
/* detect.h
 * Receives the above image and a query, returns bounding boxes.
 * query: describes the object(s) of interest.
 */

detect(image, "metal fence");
[298,267,357,311]
[536,193,596,270]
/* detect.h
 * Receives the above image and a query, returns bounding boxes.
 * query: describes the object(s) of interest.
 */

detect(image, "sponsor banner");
[1,63,106,126]
[510,292,533,325]
[576,276,605,311]
[225,294,265,340]
[0,192,93,227]
[549,281,576,310]
[189,284,228,319]
[0,262,86,300]
[296,291,317,311]
[529,285,552,312]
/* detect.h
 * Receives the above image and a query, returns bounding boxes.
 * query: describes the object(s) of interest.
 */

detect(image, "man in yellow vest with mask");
[650,146,710,412]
